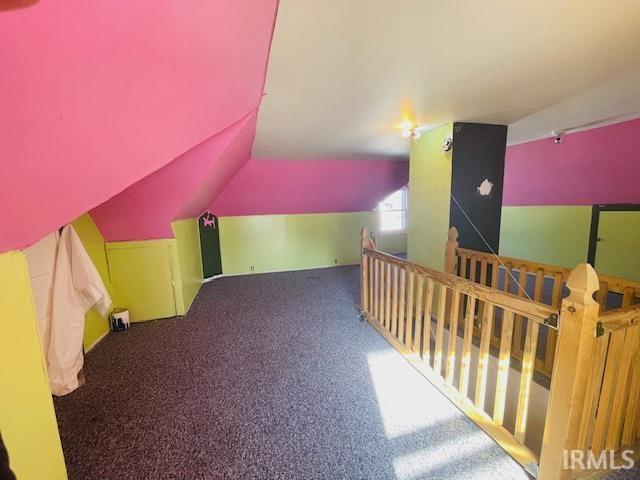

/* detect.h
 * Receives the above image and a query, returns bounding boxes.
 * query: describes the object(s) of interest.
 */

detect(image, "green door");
[594,210,640,282]
[199,212,222,278]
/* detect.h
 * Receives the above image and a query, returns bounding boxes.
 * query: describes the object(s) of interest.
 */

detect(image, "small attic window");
[377,187,407,233]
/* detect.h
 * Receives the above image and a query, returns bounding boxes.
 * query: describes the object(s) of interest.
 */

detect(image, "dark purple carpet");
[54,266,533,480]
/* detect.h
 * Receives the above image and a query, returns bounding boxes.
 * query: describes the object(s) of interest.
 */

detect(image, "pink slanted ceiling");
[0,0,278,252]
[209,159,409,216]
[504,117,640,206]
[91,113,257,242]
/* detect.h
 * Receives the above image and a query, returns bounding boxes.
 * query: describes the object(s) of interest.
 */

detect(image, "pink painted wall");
[504,117,640,205]
[209,159,409,216]
[0,0,278,251]
[91,113,256,241]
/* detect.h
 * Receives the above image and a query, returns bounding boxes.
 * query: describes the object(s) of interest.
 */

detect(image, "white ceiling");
[254,0,640,159]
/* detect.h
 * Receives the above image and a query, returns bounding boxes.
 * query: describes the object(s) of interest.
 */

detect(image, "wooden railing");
[577,303,640,463]
[360,228,559,474]
[538,267,640,479]
[444,227,640,378]
[360,227,640,479]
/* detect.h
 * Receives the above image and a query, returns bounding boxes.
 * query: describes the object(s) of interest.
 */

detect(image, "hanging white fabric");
[47,225,111,396]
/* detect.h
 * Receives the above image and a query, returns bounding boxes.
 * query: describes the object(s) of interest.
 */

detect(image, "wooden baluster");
[375,260,381,324]
[577,333,609,451]
[512,265,528,360]
[493,310,515,426]
[405,272,415,349]
[422,279,434,364]
[514,316,540,443]
[501,262,512,301]
[504,262,513,293]
[469,255,477,283]
[398,269,406,344]
[385,263,392,330]
[413,275,424,353]
[544,272,564,373]
[533,268,544,303]
[465,256,477,337]
[445,290,461,385]
[475,304,495,411]
[373,259,379,321]
[550,272,563,309]
[489,259,501,348]
[490,259,500,289]
[369,257,374,318]
[606,323,640,450]
[591,329,626,453]
[361,256,368,314]
[538,264,599,480]
[391,266,399,338]
[596,281,609,313]
[433,285,448,377]
[380,262,386,327]
[444,227,459,275]
[476,260,488,333]
[533,268,544,373]
[622,346,640,445]
[360,227,371,313]
[360,254,371,312]
[479,258,488,286]
[458,295,477,396]
[379,263,384,327]
[622,287,635,308]
[450,260,466,333]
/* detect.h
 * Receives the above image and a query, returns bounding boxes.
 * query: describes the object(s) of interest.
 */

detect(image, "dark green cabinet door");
[199,212,222,278]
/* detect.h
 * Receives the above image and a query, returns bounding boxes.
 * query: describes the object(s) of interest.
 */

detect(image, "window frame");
[377,187,407,234]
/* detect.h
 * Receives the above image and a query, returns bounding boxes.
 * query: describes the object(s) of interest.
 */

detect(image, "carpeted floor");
[54,265,537,480]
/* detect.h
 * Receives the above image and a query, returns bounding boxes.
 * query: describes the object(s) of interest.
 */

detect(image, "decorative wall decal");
[477,179,493,196]
[442,135,453,152]
[203,215,215,228]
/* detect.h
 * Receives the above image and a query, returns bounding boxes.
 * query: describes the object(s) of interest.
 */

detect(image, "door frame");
[198,211,223,278]
[587,204,640,267]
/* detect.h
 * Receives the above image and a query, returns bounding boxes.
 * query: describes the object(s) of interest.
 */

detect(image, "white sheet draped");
[46,225,111,396]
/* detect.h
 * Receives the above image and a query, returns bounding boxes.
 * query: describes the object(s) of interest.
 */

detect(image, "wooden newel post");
[445,227,459,274]
[538,263,600,480]
[360,227,371,313]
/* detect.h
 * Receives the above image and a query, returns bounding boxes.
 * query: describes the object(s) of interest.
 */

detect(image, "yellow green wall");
[0,251,67,480]
[407,123,453,270]
[172,219,204,312]
[106,240,182,321]
[499,206,591,268]
[375,231,407,254]
[218,211,405,275]
[105,219,203,321]
[71,214,113,350]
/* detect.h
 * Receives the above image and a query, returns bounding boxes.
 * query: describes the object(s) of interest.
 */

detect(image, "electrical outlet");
[250,265,255,272]
[334,259,338,264]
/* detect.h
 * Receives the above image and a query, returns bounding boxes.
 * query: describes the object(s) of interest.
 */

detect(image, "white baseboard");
[204,262,360,280]
[85,329,109,353]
